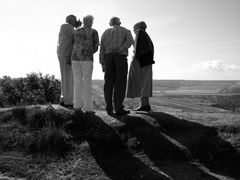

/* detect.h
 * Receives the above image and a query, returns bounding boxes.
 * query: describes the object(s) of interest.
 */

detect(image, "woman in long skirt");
[127,21,155,111]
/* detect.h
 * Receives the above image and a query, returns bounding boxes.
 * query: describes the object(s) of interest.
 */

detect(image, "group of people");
[57,14,155,116]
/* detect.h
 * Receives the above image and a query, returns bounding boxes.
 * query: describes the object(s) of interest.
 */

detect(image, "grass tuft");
[12,107,27,125]
[27,126,73,155]
[0,106,78,155]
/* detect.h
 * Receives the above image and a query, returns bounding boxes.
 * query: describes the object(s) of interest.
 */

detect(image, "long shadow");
[117,114,218,180]
[66,112,170,180]
[137,112,240,179]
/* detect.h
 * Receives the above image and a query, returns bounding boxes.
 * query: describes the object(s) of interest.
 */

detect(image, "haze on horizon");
[0,0,240,80]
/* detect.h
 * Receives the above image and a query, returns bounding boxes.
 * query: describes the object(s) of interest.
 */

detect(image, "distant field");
[0,79,239,111]
[93,79,239,94]
[92,80,240,113]
[152,80,238,94]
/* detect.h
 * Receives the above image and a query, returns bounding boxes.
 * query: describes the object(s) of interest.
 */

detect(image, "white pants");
[72,61,93,111]
[58,57,73,105]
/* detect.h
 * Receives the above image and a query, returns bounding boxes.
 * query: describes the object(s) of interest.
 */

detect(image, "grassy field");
[0,80,240,179]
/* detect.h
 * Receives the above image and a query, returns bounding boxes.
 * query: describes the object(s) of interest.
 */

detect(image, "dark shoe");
[85,111,95,115]
[60,102,73,108]
[115,109,130,116]
[134,105,151,112]
[74,108,84,116]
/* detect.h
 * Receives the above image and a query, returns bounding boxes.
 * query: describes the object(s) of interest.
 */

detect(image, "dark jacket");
[135,30,155,67]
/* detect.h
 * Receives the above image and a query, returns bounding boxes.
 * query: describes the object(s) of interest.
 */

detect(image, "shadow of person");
[117,113,219,180]
[134,111,240,179]
[66,113,171,180]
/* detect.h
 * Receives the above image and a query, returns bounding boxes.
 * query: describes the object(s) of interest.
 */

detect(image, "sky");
[0,0,240,80]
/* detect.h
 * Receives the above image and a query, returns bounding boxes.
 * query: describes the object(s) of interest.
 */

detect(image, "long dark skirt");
[127,58,152,98]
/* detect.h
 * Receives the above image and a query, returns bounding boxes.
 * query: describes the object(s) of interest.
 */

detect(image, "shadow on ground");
[65,110,240,180]
[66,112,170,180]
[2,105,239,179]
[134,112,240,179]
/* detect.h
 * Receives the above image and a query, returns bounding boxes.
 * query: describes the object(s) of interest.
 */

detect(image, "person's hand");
[111,48,119,53]
[75,19,82,28]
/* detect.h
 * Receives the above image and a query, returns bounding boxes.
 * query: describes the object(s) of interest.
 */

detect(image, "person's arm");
[62,24,74,39]
[136,30,152,56]
[99,33,105,64]
[93,30,99,54]
[118,29,134,53]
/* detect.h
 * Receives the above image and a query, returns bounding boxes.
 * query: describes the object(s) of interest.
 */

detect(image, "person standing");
[127,21,155,112]
[99,17,134,116]
[71,15,99,114]
[57,15,80,107]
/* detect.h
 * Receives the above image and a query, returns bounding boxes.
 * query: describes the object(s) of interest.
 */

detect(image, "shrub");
[12,107,27,125]
[28,107,69,130]
[0,76,23,105]
[0,122,28,151]
[0,72,61,107]
[0,125,73,155]
[0,107,74,155]
[27,127,73,155]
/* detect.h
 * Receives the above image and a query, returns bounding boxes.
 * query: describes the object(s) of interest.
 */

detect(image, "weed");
[12,107,27,125]
[0,106,77,155]
[27,127,73,155]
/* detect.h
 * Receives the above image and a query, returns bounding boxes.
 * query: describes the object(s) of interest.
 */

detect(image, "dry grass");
[1,81,240,179]
[0,104,240,179]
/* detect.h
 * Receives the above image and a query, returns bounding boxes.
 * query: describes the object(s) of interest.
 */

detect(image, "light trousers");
[72,61,93,111]
[58,56,73,105]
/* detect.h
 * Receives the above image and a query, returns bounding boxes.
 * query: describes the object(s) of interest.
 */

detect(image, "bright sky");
[0,0,240,80]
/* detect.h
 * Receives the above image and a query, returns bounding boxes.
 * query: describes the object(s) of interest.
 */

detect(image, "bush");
[27,127,73,155]
[0,72,61,107]
[0,124,73,155]
[0,107,74,155]
[0,122,28,151]
[28,107,70,130]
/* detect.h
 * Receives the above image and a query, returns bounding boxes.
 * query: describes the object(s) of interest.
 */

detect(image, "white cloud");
[192,60,240,73]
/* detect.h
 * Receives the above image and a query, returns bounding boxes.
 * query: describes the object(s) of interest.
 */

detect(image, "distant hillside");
[219,82,240,94]
[91,80,239,94]
[151,80,238,94]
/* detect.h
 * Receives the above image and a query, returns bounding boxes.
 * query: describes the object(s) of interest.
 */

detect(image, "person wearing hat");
[57,15,81,108]
[99,17,134,116]
[127,21,155,112]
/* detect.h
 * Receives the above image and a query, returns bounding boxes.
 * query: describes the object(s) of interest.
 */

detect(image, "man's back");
[57,23,74,58]
[102,26,128,52]
[100,25,133,64]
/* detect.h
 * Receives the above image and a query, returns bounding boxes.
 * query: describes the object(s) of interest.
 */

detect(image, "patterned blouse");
[71,27,99,61]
